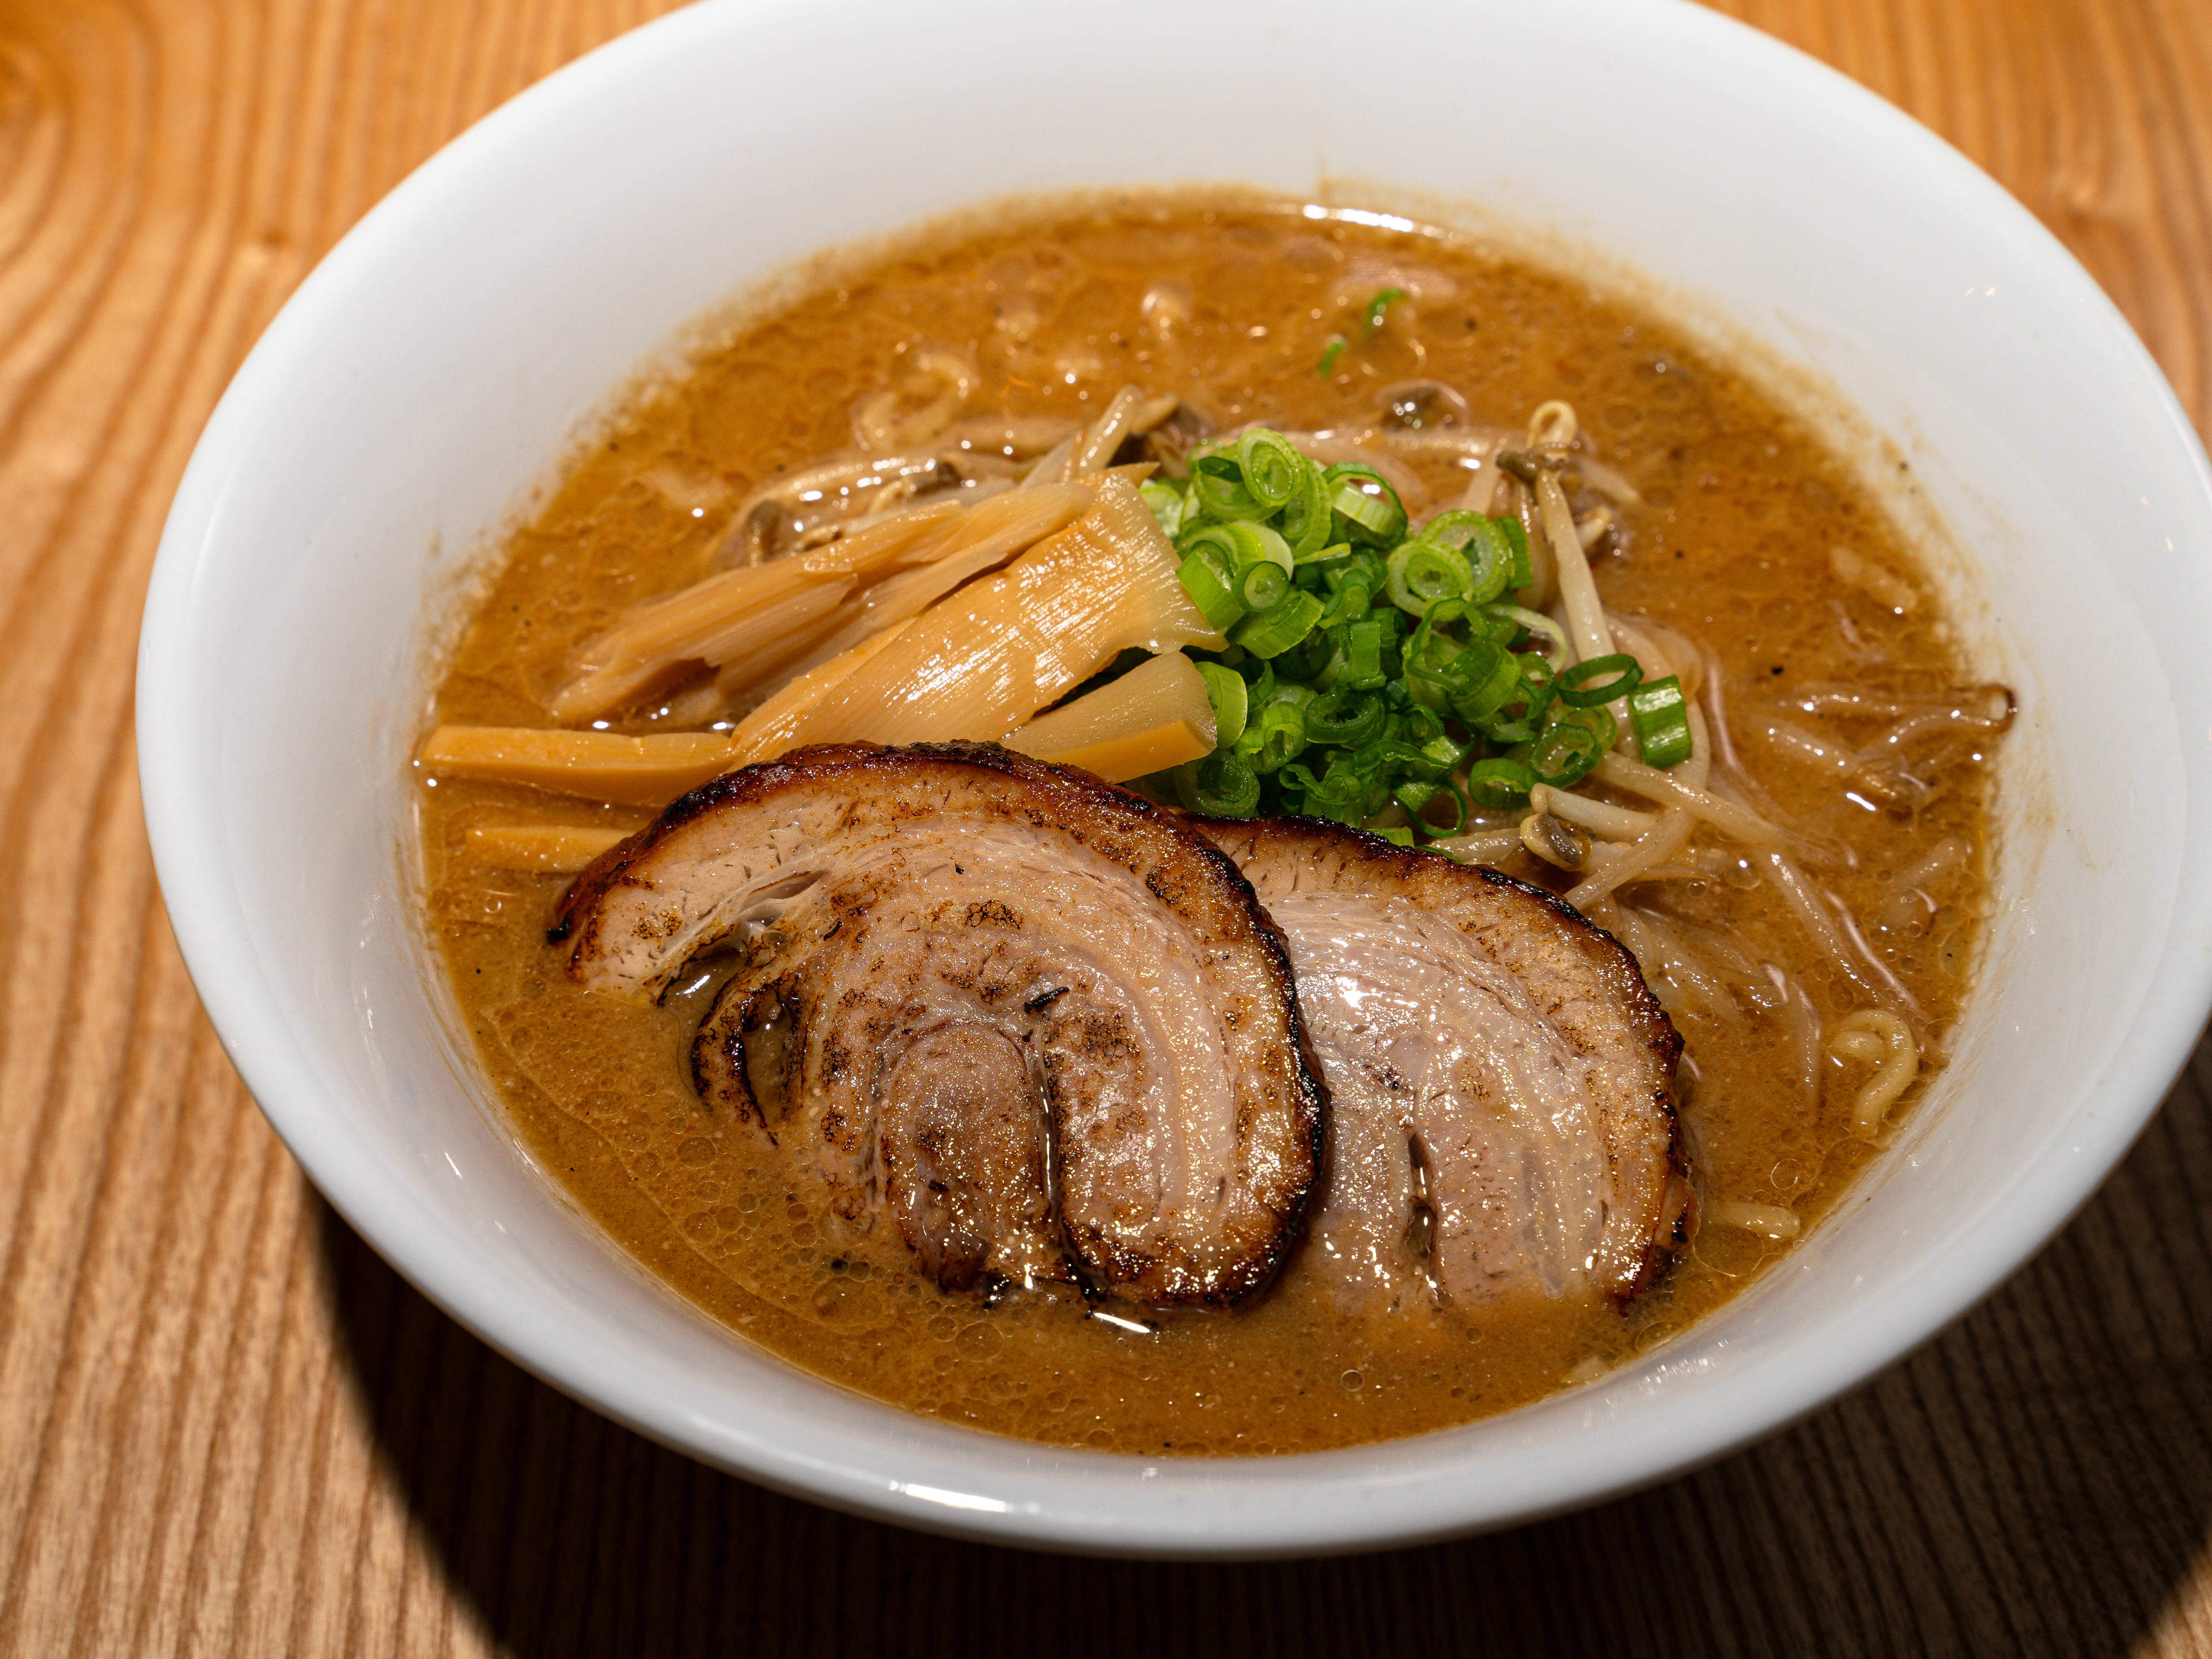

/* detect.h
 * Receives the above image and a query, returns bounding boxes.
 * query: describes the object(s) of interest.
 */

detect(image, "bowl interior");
[138,0,2212,1554]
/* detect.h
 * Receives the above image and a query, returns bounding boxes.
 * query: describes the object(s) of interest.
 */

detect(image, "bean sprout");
[1758,850,1907,1008]
[1706,1201,1802,1240]
[1536,468,1616,665]
[1531,783,1656,841]
[1593,752,1784,846]
[1566,806,1695,908]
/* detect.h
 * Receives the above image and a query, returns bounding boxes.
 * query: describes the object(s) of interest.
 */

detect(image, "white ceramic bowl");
[138,0,2212,1556]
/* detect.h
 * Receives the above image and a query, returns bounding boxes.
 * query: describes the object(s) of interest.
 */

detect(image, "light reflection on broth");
[415,199,2001,1454]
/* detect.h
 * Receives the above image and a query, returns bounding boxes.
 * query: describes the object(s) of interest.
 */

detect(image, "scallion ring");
[1324,463,1408,545]
[1526,710,1613,787]
[1246,700,1309,772]
[1458,518,1516,604]
[1497,514,1533,591]
[1236,562,1291,612]
[1278,465,1338,560]
[1195,660,1249,749]
[1229,589,1327,658]
[1237,429,1309,511]
[1556,653,1643,709]
[1176,552,1243,631]
[1395,778,1468,838]
[1304,687,1387,748]
[1385,541,1472,616]
[1191,749,1261,816]
[1444,639,1522,724]
[1465,757,1537,810]
[1181,520,1292,578]
[1628,673,1695,768]
[1138,478,1186,540]
[1341,616,1390,688]
[1188,452,1271,523]
[1489,604,1569,666]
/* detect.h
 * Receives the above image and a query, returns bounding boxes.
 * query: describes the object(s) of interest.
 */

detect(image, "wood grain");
[0,1,2208,1653]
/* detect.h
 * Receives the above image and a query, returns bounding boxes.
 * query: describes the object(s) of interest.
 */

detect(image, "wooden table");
[2,1,2209,1652]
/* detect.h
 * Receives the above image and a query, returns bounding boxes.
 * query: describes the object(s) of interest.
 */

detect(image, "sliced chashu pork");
[1197,819,1691,1313]
[552,743,1323,1306]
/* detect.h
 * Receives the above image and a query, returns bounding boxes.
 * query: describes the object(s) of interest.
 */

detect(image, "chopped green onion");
[1282,759,1370,826]
[1554,702,1619,749]
[1491,604,1569,666]
[1230,589,1327,658]
[1191,749,1260,816]
[1364,287,1407,331]
[1385,541,1472,615]
[1445,639,1522,724]
[1472,653,1557,744]
[1177,551,1242,631]
[1628,673,1694,768]
[1395,778,1468,837]
[1418,729,1469,778]
[1165,423,1656,836]
[1317,335,1347,377]
[1274,625,1336,684]
[1341,616,1389,688]
[1372,825,1416,847]
[1556,653,1643,709]
[1188,452,1272,522]
[1317,582,1369,632]
[1325,464,1408,544]
[1412,510,1486,551]
[1305,687,1387,747]
[1138,478,1187,540]
[1237,562,1291,612]
[1457,517,1517,604]
[1527,705,1616,787]
[1465,757,1537,810]
[1196,661,1249,749]
[1278,462,1337,560]
[1325,547,1389,596]
[1237,429,1309,510]
[1244,699,1309,772]
[1527,724,1603,788]
[1498,514,1533,592]
[1182,520,1292,577]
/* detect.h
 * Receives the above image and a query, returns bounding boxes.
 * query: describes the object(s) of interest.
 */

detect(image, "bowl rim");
[137,0,2212,1556]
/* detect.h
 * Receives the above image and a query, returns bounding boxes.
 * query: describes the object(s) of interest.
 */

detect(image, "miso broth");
[414,199,1999,1453]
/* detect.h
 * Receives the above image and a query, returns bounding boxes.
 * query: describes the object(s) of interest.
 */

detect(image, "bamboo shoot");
[464,824,632,872]
[774,472,1222,752]
[420,726,739,806]
[773,484,1097,687]
[793,499,964,578]
[1002,650,1215,781]
[726,619,912,766]
[548,560,850,722]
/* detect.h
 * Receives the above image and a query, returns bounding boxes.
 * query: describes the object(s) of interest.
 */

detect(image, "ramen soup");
[414,198,2005,1455]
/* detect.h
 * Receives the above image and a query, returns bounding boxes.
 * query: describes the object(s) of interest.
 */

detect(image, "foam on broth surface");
[415,199,1997,1454]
